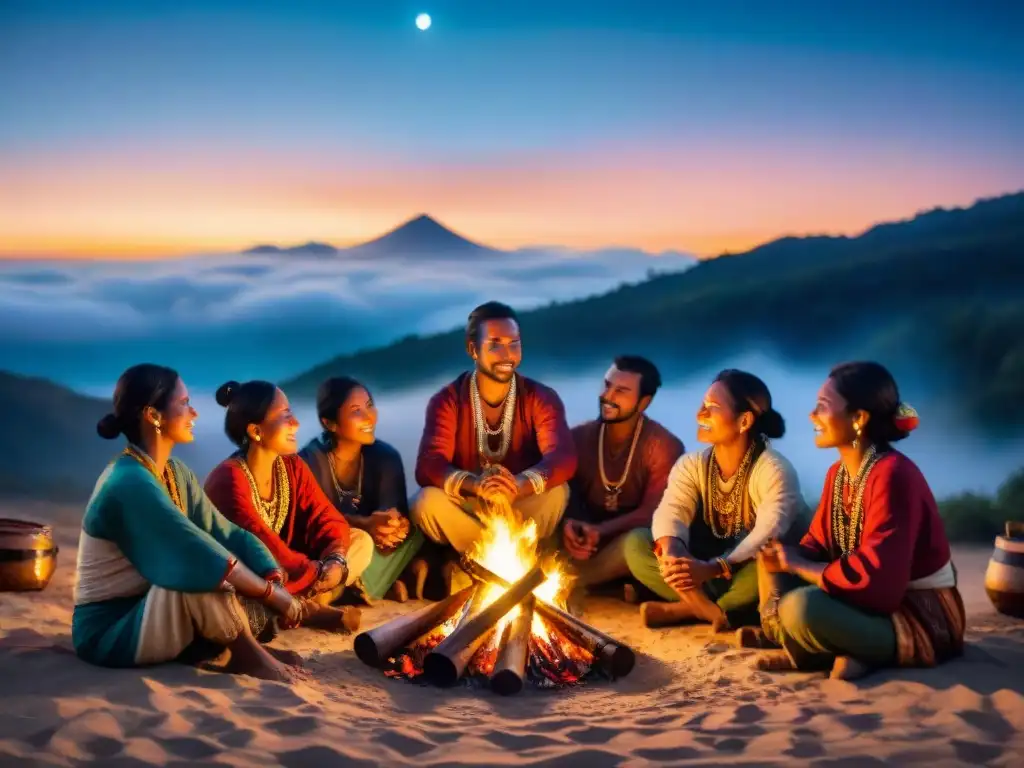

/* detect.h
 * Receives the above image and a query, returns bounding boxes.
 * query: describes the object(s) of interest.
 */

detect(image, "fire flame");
[467,495,570,644]
[383,492,595,687]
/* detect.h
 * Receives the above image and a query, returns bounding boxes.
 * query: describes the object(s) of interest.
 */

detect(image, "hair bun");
[757,408,786,440]
[96,413,122,439]
[215,380,240,407]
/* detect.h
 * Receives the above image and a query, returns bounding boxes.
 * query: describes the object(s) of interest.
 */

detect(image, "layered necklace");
[830,444,882,555]
[598,416,645,512]
[123,444,184,514]
[469,371,517,467]
[706,441,757,539]
[327,451,363,509]
[235,455,291,535]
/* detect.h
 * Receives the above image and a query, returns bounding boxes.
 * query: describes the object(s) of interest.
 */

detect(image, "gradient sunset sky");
[1,0,1022,259]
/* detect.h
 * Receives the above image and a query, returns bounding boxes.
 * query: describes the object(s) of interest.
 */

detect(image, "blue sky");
[1,0,1022,256]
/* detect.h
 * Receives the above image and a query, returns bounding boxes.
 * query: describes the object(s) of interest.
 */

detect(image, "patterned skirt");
[892,587,967,667]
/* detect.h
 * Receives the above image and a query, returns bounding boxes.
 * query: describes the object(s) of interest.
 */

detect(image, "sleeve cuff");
[522,469,546,495]
[651,517,690,545]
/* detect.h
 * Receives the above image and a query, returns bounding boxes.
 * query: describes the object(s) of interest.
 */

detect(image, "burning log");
[489,595,534,696]
[354,585,475,668]
[462,557,636,679]
[424,564,545,687]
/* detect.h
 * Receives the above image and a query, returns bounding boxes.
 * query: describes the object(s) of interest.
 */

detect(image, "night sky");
[1,0,1022,258]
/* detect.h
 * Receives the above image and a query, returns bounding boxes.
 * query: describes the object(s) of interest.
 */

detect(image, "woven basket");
[0,518,59,591]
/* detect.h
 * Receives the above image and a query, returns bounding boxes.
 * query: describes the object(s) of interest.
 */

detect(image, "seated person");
[74,364,306,682]
[300,376,427,602]
[753,361,965,681]
[564,356,684,596]
[411,302,576,587]
[623,369,806,630]
[204,380,373,630]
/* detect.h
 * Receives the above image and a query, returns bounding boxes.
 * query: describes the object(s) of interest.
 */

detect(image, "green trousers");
[361,528,425,600]
[622,528,760,626]
[762,573,897,668]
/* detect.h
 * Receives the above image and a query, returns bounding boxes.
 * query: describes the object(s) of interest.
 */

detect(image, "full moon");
[415,13,431,31]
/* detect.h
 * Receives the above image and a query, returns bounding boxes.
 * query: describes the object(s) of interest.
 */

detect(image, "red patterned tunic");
[205,454,351,596]
[568,418,685,537]
[798,451,953,615]
[415,372,577,491]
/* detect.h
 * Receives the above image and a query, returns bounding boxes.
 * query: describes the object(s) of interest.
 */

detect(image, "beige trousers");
[411,484,569,554]
[570,532,633,589]
[344,528,375,585]
[135,586,247,665]
[312,527,376,605]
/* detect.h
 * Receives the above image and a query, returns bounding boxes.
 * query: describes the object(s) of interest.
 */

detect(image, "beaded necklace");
[598,416,645,512]
[469,371,516,467]
[123,444,185,514]
[830,445,882,555]
[235,455,291,534]
[327,451,363,509]
[705,441,757,539]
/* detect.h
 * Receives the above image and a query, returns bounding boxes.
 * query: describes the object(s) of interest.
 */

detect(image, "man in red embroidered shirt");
[411,302,577,561]
[565,356,684,593]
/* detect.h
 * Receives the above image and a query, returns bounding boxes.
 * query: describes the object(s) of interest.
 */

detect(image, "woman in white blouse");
[623,369,807,630]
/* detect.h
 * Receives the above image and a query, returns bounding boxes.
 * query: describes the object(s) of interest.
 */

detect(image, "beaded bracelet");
[716,557,733,580]
[260,580,275,602]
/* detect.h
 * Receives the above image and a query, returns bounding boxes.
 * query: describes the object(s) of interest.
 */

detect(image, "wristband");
[260,580,274,602]
[716,557,733,580]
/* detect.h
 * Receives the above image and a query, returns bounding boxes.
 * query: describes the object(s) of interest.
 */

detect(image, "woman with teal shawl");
[73,364,308,682]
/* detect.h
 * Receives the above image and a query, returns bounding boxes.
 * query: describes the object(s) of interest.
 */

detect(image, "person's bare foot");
[752,650,798,672]
[710,615,732,633]
[386,580,409,603]
[266,647,304,666]
[193,647,232,672]
[830,655,872,680]
[640,591,724,628]
[566,586,587,617]
[405,558,430,600]
[303,605,361,633]
[735,627,777,649]
[223,635,300,683]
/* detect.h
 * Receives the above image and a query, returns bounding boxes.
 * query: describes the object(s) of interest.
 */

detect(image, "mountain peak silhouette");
[241,214,501,258]
[348,213,501,257]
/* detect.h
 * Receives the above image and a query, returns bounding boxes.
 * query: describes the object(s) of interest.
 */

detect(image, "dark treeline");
[285,191,1024,435]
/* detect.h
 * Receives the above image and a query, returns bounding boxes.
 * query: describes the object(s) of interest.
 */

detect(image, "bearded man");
[563,356,684,593]
[411,302,577,565]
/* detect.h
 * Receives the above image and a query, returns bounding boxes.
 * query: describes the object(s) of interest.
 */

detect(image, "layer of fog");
[0,248,693,388]
[142,352,1023,501]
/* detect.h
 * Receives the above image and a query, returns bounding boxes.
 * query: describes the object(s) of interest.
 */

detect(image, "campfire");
[354,500,636,695]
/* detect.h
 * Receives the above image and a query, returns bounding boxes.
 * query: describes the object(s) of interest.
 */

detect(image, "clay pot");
[0,518,59,591]
[985,522,1024,619]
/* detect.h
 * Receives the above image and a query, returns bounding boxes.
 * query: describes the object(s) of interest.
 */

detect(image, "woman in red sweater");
[753,361,965,680]
[204,380,373,632]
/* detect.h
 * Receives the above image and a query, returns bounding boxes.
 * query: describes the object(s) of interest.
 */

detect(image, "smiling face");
[810,376,861,449]
[695,381,752,446]
[471,318,522,383]
[249,388,300,455]
[147,377,197,445]
[325,386,378,447]
[599,364,644,423]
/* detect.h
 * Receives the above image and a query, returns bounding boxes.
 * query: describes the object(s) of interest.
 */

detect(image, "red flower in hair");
[894,402,919,433]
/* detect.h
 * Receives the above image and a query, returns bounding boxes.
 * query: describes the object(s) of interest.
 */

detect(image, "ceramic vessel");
[984,522,1024,619]
[0,518,58,591]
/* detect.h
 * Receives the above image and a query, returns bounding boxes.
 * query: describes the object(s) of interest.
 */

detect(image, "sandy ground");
[1,499,1023,767]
